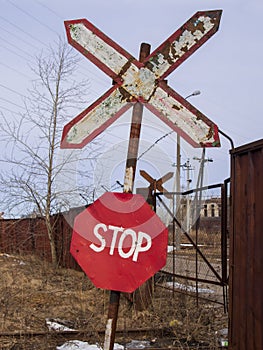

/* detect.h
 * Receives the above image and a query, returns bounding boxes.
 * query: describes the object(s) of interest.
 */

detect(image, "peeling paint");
[69,23,130,76]
[62,11,222,148]
[148,86,215,145]
[123,167,133,193]
[122,66,156,100]
[172,104,181,111]
[206,126,214,140]
[103,318,112,350]
[146,14,216,79]
[66,88,130,144]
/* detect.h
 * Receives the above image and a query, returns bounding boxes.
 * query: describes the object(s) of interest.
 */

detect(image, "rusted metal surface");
[221,179,229,285]
[139,170,174,209]
[140,170,174,195]
[123,102,144,193]
[104,291,120,350]
[0,326,170,339]
[229,139,263,350]
[61,10,222,149]
[123,42,151,194]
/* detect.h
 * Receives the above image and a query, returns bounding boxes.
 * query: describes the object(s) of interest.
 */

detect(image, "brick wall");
[0,207,84,269]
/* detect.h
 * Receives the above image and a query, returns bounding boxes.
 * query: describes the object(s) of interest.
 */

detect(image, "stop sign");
[70,192,168,293]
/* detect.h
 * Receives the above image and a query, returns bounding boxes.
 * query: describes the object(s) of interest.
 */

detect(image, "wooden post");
[104,42,151,350]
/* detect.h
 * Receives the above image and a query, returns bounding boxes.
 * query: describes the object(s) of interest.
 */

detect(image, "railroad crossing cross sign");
[139,170,174,210]
[140,170,174,200]
[61,10,222,149]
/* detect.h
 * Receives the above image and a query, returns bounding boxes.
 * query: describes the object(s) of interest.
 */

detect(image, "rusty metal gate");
[155,179,230,310]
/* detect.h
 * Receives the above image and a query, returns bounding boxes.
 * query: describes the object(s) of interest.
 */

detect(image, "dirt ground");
[0,253,228,349]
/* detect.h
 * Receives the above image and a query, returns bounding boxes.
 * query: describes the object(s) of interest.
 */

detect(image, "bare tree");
[0,39,97,265]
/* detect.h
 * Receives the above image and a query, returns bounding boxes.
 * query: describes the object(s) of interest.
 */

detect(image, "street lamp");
[185,90,201,100]
[176,89,201,180]
[176,90,201,196]
[175,90,201,246]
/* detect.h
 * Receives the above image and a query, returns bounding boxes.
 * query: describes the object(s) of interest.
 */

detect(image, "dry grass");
[0,253,228,349]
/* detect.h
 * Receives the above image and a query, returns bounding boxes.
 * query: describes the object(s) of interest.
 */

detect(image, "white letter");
[118,229,136,259]
[133,231,152,262]
[89,223,107,252]
[108,225,123,256]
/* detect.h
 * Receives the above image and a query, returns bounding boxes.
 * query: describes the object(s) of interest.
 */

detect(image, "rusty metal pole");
[104,42,151,350]
[123,42,151,193]
[123,102,144,193]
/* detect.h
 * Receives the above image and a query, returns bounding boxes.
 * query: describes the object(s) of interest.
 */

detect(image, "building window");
[211,204,215,217]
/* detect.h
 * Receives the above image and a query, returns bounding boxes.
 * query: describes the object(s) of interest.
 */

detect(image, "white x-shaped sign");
[61,10,222,149]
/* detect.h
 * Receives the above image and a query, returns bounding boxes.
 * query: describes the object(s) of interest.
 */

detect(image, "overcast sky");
[1,0,262,194]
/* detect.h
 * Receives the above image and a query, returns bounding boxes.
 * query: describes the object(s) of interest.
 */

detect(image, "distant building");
[200,198,221,217]
[136,187,222,218]
[180,197,221,218]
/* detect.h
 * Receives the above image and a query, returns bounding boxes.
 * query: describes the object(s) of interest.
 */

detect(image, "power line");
[0,15,48,47]
[0,83,28,99]
[0,38,35,63]
[7,0,59,35]
[0,96,25,110]
[0,24,39,50]
[34,2,110,88]
[0,8,111,92]
[35,0,64,20]
[0,105,21,115]
[0,61,32,79]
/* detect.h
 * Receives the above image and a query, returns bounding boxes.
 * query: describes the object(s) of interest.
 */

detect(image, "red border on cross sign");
[61,10,222,149]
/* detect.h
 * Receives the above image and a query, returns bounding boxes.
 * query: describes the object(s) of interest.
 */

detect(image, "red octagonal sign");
[70,192,168,293]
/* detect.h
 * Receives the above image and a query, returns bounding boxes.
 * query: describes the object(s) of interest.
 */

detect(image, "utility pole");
[183,159,194,232]
[193,153,213,190]
[175,134,181,249]
[192,150,213,225]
